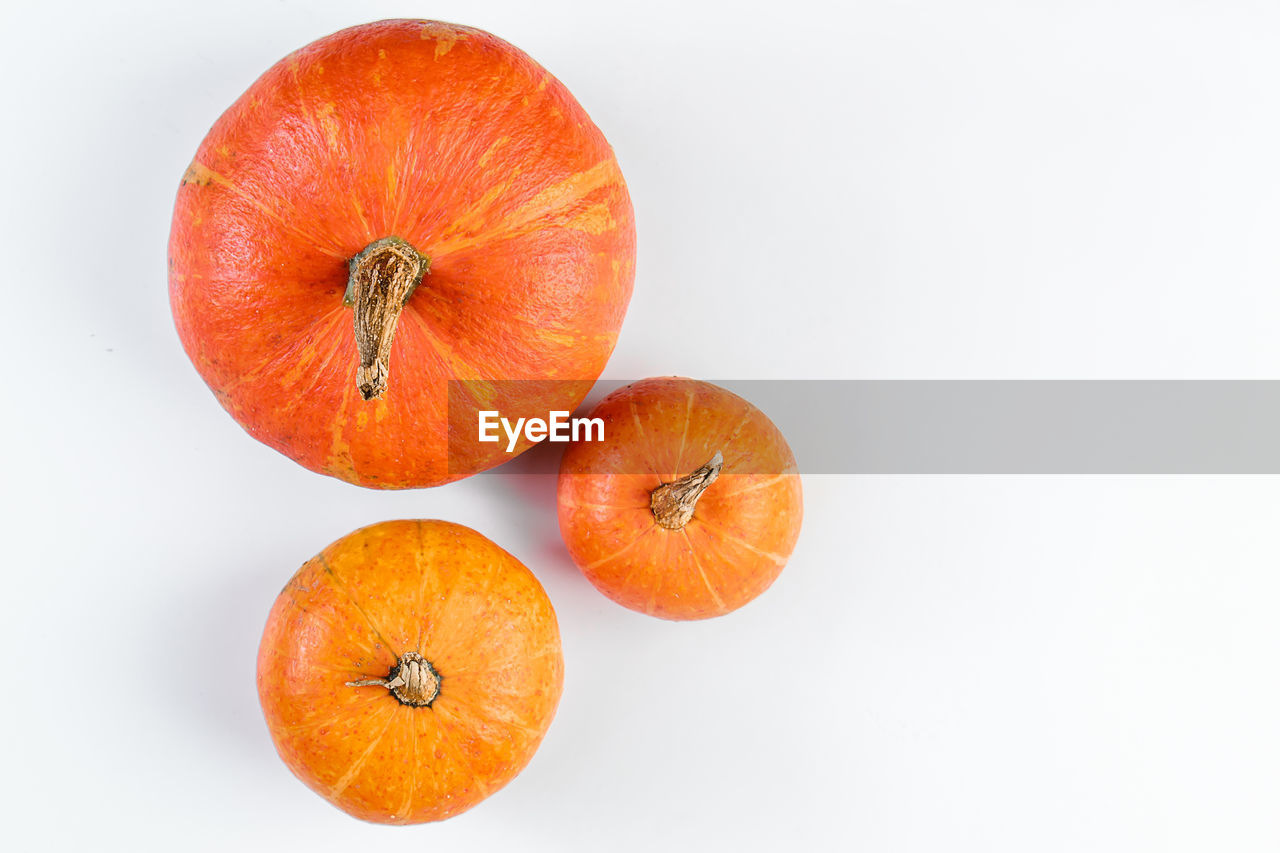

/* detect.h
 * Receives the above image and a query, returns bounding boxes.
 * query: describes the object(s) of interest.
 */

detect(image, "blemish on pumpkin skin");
[433,34,459,59]
[181,162,217,187]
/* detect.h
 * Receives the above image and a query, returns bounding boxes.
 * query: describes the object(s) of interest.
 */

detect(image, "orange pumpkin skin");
[256,520,563,823]
[170,20,636,488]
[557,378,803,620]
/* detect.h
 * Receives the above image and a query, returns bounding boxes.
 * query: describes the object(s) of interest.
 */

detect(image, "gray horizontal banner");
[732,380,1280,474]
[450,380,1280,475]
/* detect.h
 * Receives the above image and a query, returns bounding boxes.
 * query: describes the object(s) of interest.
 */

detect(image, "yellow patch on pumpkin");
[565,202,615,235]
[316,102,342,152]
[434,34,459,59]
[180,161,218,187]
[537,329,579,348]
[478,136,511,168]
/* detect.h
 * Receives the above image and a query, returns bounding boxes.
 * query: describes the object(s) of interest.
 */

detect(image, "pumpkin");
[256,519,563,823]
[169,20,636,488]
[557,378,802,620]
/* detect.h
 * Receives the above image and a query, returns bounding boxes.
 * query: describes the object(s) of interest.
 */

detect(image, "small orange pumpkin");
[557,378,802,620]
[256,520,563,823]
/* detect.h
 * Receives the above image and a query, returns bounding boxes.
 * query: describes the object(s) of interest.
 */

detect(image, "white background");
[3,0,1280,849]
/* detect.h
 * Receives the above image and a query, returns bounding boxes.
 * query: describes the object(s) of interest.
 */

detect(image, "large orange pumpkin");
[257,520,563,823]
[169,20,636,487]
[557,378,803,620]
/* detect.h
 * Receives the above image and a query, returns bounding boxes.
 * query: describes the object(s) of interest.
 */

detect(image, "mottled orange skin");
[169,20,636,487]
[558,379,803,620]
[257,520,564,824]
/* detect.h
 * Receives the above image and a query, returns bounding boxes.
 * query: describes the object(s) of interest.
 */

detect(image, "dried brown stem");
[345,237,429,400]
[347,652,441,707]
[650,451,724,530]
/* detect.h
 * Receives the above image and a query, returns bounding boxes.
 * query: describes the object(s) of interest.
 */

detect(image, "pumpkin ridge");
[224,307,347,395]
[284,55,361,178]
[670,387,696,481]
[413,521,436,652]
[688,517,792,566]
[346,189,374,239]
[680,528,726,611]
[581,524,660,572]
[441,644,560,678]
[384,117,425,236]
[186,160,347,259]
[317,552,401,656]
[429,704,493,800]
[408,279,574,341]
[434,683,545,741]
[712,473,793,500]
[714,406,760,470]
[431,178,518,247]
[327,701,400,799]
[627,400,668,481]
[385,308,457,407]
[397,705,419,821]
[614,538,655,595]
[280,694,386,736]
[324,373,359,481]
[559,498,651,512]
[288,310,354,400]
[267,653,368,678]
[397,305,490,383]
[405,288,608,383]
[415,546,506,666]
[285,598,381,660]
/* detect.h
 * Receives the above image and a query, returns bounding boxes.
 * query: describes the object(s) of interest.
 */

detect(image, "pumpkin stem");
[345,236,430,400]
[346,652,441,707]
[650,451,724,530]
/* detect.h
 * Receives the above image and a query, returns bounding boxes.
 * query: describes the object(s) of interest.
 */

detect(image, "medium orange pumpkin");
[557,378,803,620]
[256,520,563,823]
[169,20,636,488]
